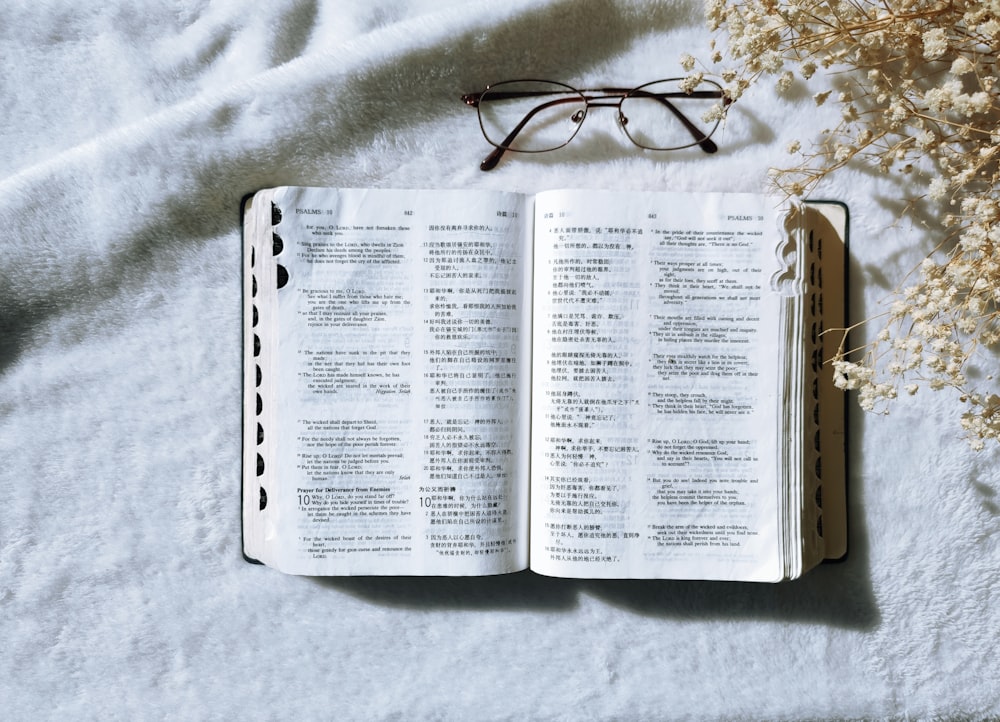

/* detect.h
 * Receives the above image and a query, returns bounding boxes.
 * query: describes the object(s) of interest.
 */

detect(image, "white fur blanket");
[3,1,999,719]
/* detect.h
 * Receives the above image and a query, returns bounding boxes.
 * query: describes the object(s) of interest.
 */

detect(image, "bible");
[242,186,847,581]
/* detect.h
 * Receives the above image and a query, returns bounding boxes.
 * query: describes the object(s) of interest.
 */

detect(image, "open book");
[242,187,848,582]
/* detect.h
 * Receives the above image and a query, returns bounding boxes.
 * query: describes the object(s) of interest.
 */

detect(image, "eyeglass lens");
[477,80,587,153]
[619,79,722,150]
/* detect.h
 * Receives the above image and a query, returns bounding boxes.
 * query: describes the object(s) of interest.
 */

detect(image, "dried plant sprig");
[698,0,1000,448]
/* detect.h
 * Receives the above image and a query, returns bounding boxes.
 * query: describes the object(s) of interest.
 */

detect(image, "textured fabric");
[2,1,998,719]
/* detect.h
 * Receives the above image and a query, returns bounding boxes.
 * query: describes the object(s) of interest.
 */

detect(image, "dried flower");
[703,0,1000,448]
[951,57,975,76]
[922,28,949,60]
[776,70,795,93]
[680,72,705,93]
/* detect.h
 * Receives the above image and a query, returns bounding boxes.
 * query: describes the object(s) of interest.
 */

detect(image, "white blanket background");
[3,1,999,719]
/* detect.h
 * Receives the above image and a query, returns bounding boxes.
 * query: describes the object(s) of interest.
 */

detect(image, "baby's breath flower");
[929,177,950,200]
[888,99,909,124]
[953,91,991,117]
[701,103,730,123]
[916,130,936,150]
[926,80,961,112]
[701,0,1000,447]
[950,56,975,76]
[680,72,704,93]
[981,19,1000,38]
[922,28,949,60]
[776,70,795,93]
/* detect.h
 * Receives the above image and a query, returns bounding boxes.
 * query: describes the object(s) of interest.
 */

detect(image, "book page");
[529,190,788,581]
[259,187,533,575]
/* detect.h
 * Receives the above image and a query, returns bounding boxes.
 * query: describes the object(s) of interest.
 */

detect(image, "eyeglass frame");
[461,78,732,171]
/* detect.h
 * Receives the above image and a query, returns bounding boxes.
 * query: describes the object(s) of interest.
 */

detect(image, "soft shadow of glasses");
[461,78,732,171]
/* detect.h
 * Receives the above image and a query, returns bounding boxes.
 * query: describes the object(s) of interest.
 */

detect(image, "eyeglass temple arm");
[462,89,567,104]
[463,94,586,171]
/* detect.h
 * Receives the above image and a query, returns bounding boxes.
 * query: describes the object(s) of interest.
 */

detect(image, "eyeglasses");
[461,78,731,171]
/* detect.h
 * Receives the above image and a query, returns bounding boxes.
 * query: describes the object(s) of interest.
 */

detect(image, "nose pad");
[571,109,586,124]
[618,112,629,127]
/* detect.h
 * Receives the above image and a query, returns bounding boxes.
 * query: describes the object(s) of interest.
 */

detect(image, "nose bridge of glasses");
[579,94,629,132]
[575,98,628,133]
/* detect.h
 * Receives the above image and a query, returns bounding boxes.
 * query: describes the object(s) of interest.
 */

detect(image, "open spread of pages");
[243,186,838,581]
